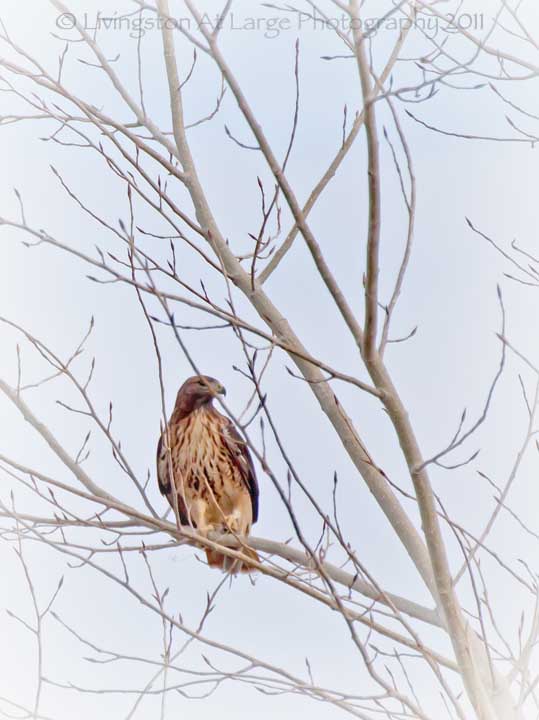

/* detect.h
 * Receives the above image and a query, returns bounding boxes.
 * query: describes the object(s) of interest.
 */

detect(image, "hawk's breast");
[172,408,238,502]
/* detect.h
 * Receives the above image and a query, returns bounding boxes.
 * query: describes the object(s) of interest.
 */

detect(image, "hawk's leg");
[187,499,216,538]
[224,508,246,536]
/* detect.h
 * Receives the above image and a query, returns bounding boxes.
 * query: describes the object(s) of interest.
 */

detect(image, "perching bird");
[157,375,259,573]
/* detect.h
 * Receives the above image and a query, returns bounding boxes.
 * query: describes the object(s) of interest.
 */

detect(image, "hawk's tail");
[205,545,260,574]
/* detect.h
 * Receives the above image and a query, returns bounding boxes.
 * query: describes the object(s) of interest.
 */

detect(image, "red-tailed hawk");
[157,375,259,573]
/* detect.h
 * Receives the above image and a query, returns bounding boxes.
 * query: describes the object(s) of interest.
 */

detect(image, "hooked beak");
[217,384,226,397]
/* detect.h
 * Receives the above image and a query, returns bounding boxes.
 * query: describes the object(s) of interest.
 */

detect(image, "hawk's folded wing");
[219,417,259,524]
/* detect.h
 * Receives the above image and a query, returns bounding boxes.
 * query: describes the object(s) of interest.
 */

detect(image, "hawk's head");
[174,375,226,415]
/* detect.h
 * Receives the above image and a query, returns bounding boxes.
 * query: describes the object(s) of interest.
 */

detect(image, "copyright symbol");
[56,13,76,30]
